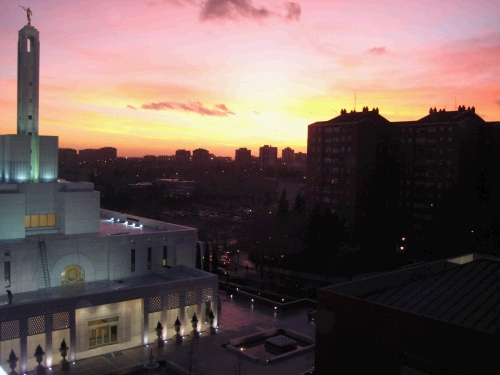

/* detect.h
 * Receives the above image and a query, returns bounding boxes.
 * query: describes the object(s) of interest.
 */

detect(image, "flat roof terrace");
[0,265,212,311]
[99,209,196,237]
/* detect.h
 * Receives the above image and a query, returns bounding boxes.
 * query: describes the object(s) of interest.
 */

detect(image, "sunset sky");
[1,0,499,157]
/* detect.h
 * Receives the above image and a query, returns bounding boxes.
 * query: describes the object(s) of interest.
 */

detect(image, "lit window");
[48,214,56,226]
[163,246,168,267]
[31,215,39,227]
[39,214,47,227]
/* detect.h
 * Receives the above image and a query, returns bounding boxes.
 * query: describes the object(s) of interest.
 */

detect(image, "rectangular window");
[39,214,47,227]
[131,249,135,272]
[48,214,56,226]
[29,82,33,86]
[25,215,31,228]
[147,247,152,270]
[31,215,39,227]
[163,246,168,267]
[4,262,10,287]
[28,115,32,120]
[28,98,32,103]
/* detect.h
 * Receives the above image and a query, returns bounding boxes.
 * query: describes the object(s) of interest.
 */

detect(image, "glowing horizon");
[1,1,499,157]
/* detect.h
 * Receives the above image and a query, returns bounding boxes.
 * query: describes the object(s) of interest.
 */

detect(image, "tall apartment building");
[259,145,278,169]
[282,147,295,162]
[307,106,498,246]
[306,107,390,235]
[192,148,210,164]
[235,147,252,166]
[392,106,491,245]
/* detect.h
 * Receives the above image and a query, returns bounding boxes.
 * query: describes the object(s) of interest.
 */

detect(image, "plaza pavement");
[32,291,315,375]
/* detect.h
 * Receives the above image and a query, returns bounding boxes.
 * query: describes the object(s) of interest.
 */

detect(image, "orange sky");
[1,0,499,157]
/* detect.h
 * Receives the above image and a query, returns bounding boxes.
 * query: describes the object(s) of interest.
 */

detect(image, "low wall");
[226,328,315,365]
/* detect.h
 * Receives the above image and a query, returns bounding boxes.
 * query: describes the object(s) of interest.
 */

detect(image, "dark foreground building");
[315,254,500,374]
[307,106,500,253]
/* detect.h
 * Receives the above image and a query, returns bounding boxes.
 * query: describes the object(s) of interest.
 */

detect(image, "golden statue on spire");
[20,6,32,26]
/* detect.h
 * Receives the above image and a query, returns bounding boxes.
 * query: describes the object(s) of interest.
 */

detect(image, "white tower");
[17,25,40,136]
[17,25,41,182]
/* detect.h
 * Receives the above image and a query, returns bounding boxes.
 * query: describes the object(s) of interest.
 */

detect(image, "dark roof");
[416,106,485,124]
[309,107,389,127]
[360,259,500,334]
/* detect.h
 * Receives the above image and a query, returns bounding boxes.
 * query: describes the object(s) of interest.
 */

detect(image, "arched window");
[27,37,31,52]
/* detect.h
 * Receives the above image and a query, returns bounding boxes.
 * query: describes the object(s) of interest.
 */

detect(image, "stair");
[37,235,51,289]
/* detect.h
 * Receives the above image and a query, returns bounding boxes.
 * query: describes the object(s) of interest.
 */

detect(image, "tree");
[195,243,202,270]
[292,192,306,214]
[305,203,350,277]
[211,244,219,275]
[233,351,247,375]
[203,242,210,272]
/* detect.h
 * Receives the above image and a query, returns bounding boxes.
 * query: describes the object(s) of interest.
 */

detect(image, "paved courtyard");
[20,291,315,375]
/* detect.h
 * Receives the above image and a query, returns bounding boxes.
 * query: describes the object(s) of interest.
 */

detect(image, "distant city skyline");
[1,1,499,157]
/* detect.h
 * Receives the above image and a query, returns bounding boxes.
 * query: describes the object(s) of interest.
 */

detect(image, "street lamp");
[237,250,240,263]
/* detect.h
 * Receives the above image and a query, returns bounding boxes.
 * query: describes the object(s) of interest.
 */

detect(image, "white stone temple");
[0,20,217,374]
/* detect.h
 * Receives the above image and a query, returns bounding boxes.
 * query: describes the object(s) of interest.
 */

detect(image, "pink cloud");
[285,2,301,21]
[127,105,137,110]
[198,0,300,22]
[141,101,236,116]
[367,47,387,55]
[200,0,271,21]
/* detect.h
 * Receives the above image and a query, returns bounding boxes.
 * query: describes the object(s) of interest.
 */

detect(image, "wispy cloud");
[200,0,271,21]
[285,2,301,21]
[127,105,137,110]
[198,0,300,22]
[141,101,236,116]
[367,47,387,55]
[495,100,500,107]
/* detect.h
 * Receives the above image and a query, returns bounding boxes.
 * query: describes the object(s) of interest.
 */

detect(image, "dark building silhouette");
[306,107,390,235]
[192,148,210,164]
[79,147,117,164]
[259,145,278,169]
[235,147,252,166]
[58,148,77,169]
[175,149,191,164]
[282,147,295,162]
[306,106,499,247]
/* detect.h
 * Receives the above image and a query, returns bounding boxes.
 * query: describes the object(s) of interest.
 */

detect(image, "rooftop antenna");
[354,93,357,112]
